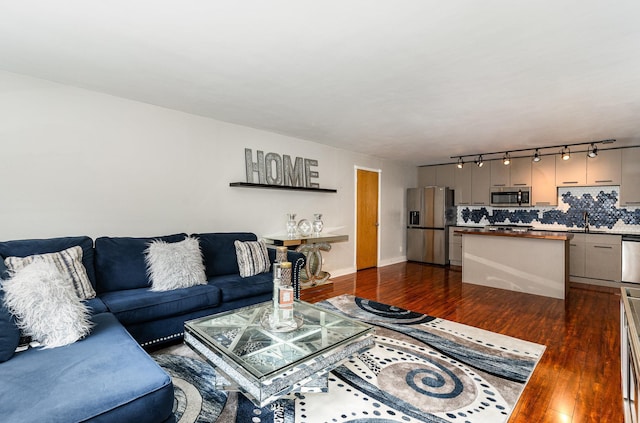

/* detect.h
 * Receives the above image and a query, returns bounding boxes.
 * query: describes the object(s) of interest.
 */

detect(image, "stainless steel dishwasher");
[623,235,640,283]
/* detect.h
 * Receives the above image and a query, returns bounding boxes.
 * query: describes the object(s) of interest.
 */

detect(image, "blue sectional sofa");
[0,232,305,423]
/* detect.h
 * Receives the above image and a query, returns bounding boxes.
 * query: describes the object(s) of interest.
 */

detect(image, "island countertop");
[454,228,573,241]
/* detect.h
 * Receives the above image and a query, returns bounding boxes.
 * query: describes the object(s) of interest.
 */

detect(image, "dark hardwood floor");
[301,262,623,423]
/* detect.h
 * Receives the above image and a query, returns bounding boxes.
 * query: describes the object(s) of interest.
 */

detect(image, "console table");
[262,233,348,287]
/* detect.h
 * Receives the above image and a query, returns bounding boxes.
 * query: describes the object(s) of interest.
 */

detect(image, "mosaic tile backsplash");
[457,186,640,234]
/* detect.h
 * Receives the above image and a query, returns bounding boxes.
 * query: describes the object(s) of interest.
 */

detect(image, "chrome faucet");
[583,211,590,233]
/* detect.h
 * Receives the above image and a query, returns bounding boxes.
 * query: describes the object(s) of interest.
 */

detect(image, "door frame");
[354,166,381,270]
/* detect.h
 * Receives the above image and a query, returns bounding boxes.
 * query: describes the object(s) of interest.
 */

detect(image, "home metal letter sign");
[245,148,319,188]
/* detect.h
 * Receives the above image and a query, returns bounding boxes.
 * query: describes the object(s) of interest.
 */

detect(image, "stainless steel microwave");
[490,187,531,207]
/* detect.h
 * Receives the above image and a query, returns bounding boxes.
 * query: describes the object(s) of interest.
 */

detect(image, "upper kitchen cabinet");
[586,148,621,186]
[491,157,531,187]
[490,160,510,187]
[555,154,586,187]
[418,164,455,188]
[471,164,491,206]
[435,164,455,188]
[454,165,472,206]
[621,147,640,206]
[510,157,532,187]
[531,157,557,206]
[417,166,436,187]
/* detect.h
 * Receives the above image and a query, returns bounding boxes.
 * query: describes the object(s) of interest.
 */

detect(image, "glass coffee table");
[184,299,374,407]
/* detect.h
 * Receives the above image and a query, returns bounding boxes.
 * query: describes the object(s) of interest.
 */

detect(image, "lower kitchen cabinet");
[586,234,622,281]
[570,234,586,278]
[449,227,463,266]
[570,233,622,282]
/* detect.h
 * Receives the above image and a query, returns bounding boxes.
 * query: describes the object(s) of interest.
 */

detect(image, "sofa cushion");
[146,236,207,291]
[0,312,174,423]
[194,232,257,277]
[0,236,96,288]
[100,284,221,325]
[3,260,93,349]
[208,272,273,302]
[0,289,20,362]
[4,245,96,300]
[94,233,187,293]
[83,297,109,315]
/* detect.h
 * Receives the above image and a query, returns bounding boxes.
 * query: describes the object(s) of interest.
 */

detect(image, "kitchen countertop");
[452,224,638,237]
[454,227,573,240]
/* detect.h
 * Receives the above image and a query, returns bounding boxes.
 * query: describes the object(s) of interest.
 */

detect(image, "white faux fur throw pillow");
[4,246,96,300]
[145,236,207,291]
[2,260,92,349]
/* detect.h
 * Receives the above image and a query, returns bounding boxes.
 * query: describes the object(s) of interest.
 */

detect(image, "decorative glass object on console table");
[312,214,324,236]
[286,213,297,237]
[262,233,349,288]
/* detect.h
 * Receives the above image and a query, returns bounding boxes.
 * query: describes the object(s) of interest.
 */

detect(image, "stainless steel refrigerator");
[406,186,454,265]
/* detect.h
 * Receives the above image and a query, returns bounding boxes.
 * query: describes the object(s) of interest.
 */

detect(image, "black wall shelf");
[229,182,337,193]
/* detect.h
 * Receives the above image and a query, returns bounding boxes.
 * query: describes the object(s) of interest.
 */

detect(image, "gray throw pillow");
[4,245,96,300]
[2,260,92,349]
[145,236,207,291]
[234,240,271,278]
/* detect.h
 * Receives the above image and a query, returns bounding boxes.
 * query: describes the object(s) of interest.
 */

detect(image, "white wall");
[0,71,415,276]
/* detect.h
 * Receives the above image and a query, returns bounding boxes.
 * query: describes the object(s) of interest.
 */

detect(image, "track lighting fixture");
[448,138,615,169]
[532,149,541,162]
[502,152,511,165]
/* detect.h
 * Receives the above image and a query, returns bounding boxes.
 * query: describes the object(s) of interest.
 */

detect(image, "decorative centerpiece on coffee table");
[262,261,300,332]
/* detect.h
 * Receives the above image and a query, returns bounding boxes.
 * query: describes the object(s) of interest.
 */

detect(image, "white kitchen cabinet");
[454,165,472,206]
[449,227,463,266]
[510,157,532,187]
[491,157,531,188]
[419,164,456,189]
[471,164,491,206]
[621,147,640,207]
[556,154,586,187]
[587,148,621,186]
[570,233,622,282]
[490,160,510,187]
[569,233,586,278]
[531,158,558,206]
[417,166,436,187]
[436,164,455,188]
[585,234,622,282]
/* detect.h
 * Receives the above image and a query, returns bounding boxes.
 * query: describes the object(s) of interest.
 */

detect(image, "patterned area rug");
[153,294,545,423]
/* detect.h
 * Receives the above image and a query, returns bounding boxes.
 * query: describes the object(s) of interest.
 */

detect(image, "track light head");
[475,155,484,167]
[587,143,598,158]
[457,157,464,169]
[561,146,571,161]
[503,152,511,165]
[532,149,541,162]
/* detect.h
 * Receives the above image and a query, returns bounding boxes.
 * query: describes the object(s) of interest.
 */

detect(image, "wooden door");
[356,169,379,270]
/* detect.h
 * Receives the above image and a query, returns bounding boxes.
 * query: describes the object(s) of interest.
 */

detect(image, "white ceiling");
[1,1,639,165]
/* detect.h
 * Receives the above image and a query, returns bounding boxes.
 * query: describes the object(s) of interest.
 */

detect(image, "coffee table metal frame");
[184,299,374,407]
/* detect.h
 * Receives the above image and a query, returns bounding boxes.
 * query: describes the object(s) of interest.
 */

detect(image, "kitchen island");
[455,228,573,299]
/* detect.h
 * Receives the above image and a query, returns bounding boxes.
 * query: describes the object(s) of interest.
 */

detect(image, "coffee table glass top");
[185,300,373,379]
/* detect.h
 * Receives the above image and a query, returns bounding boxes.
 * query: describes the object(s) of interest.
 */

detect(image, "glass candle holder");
[276,246,288,263]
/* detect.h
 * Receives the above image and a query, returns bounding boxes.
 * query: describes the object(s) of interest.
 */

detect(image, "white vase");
[286,213,297,237]
[312,214,324,235]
